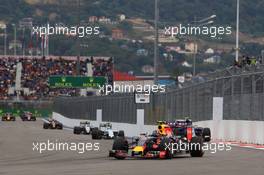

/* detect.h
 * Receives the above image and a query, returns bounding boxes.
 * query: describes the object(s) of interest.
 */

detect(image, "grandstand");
[0,56,113,100]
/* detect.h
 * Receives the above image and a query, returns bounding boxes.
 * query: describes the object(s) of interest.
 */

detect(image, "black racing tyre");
[73,126,81,134]
[190,136,204,157]
[32,117,37,121]
[202,128,211,142]
[117,130,125,138]
[91,128,98,139]
[159,137,173,159]
[73,127,81,134]
[112,137,129,152]
[112,138,128,160]
[92,128,102,139]
[57,124,63,130]
[43,123,49,129]
[12,117,16,121]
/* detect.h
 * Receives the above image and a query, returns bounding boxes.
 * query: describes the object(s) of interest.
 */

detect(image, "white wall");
[53,108,264,144]
[213,97,223,121]
[53,110,156,137]
[195,120,264,145]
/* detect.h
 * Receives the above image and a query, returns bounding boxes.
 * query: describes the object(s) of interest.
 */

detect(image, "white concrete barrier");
[195,120,264,145]
[53,111,156,137]
[53,111,264,144]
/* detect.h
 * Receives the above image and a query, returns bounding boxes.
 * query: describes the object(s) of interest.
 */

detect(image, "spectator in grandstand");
[234,55,260,68]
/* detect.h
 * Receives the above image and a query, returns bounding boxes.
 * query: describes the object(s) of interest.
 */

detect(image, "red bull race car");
[1,113,16,121]
[109,119,211,159]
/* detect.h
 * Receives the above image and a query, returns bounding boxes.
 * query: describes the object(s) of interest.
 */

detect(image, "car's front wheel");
[73,127,81,134]
[92,128,102,139]
[190,136,204,157]
[43,123,49,129]
[112,137,129,160]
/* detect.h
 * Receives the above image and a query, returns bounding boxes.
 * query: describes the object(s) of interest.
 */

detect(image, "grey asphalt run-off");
[0,120,263,175]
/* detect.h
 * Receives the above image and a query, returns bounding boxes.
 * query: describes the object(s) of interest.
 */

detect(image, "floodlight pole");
[192,15,216,76]
[13,24,17,56]
[77,0,81,75]
[235,0,240,62]
[193,16,197,76]
[4,27,7,56]
[154,0,159,84]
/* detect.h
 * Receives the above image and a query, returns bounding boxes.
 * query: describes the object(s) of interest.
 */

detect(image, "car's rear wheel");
[202,128,211,142]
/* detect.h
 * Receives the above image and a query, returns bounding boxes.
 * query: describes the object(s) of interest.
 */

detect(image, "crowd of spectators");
[0,56,113,100]
[0,58,17,100]
[89,57,113,85]
[234,55,262,68]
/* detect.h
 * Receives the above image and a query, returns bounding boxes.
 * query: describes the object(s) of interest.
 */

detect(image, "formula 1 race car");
[43,119,63,129]
[20,111,37,121]
[1,113,16,121]
[109,119,211,159]
[73,121,94,134]
[92,122,118,139]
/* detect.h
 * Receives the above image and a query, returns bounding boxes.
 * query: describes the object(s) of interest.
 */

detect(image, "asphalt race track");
[0,120,263,175]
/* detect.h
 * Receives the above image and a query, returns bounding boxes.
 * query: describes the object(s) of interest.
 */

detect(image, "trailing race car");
[73,121,94,134]
[43,119,63,129]
[109,119,211,159]
[92,122,118,139]
[20,111,37,121]
[1,113,16,121]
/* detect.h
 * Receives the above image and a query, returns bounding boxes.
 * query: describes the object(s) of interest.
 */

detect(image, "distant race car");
[73,121,94,134]
[109,119,211,159]
[1,113,16,121]
[92,123,118,139]
[43,119,63,129]
[20,111,36,121]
